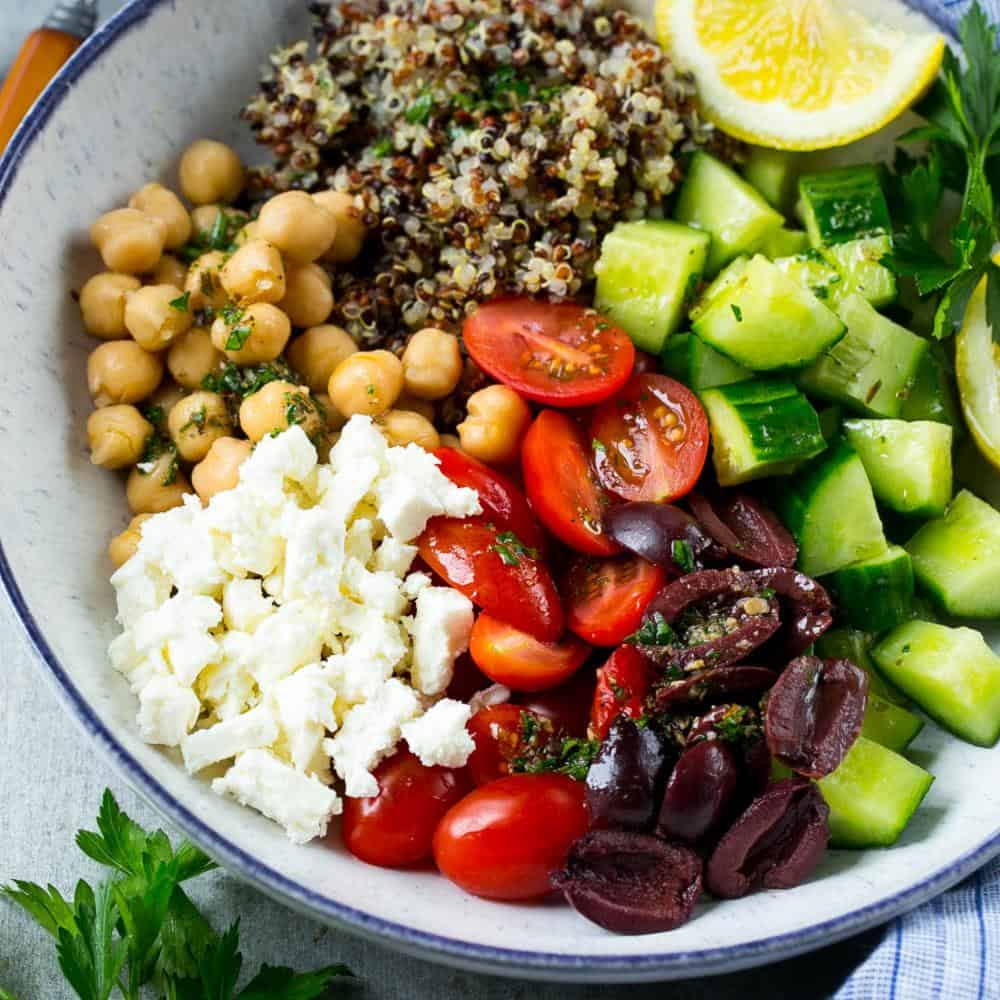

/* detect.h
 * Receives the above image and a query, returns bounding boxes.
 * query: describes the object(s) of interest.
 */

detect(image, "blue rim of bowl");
[0,0,994,980]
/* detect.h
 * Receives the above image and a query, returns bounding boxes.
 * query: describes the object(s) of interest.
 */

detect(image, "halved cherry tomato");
[590,645,653,740]
[433,774,590,900]
[516,666,598,737]
[467,703,539,785]
[433,447,546,552]
[521,409,619,556]
[418,518,563,642]
[445,652,493,703]
[463,298,634,407]
[469,613,590,692]
[563,553,667,647]
[342,749,470,868]
[591,373,709,502]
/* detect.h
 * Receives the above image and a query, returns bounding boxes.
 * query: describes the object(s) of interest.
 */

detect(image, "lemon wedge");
[655,0,945,150]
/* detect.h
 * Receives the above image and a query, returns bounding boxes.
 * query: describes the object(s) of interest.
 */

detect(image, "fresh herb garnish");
[730,303,743,322]
[1,790,352,999]
[202,359,299,400]
[512,733,601,782]
[178,406,207,434]
[372,136,393,157]
[671,538,695,573]
[168,290,191,312]
[627,611,676,647]
[490,530,539,566]
[142,404,164,428]
[137,433,178,486]
[405,88,435,125]
[592,438,606,452]
[219,303,253,352]
[178,209,241,263]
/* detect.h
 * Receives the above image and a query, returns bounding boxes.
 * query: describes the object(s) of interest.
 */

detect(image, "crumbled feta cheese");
[222,578,274,633]
[271,665,338,773]
[181,704,279,774]
[246,600,326,688]
[137,496,226,596]
[408,587,475,696]
[111,556,171,629]
[137,675,200,746]
[402,571,432,600]
[212,749,342,844]
[374,537,417,576]
[402,699,475,768]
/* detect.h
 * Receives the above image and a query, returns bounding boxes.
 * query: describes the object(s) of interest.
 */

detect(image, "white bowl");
[1,0,997,983]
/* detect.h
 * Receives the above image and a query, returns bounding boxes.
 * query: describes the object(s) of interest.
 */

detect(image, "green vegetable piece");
[688,256,750,323]
[860,692,924,754]
[797,165,891,247]
[659,332,751,390]
[761,226,811,259]
[822,236,897,308]
[824,545,914,633]
[900,348,962,427]
[773,251,843,304]
[742,147,802,214]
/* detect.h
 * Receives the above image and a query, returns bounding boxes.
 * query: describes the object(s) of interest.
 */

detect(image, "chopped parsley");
[730,303,743,322]
[219,302,253,351]
[511,727,601,782]
[225,325,253,351]
[284,390,317,428]
[372,136,393,157]
[627,611,676,647]
[592,438,606,453]
[142,403,164,427]
[201,359,301,418]
[712,705,760,744]
[178,208,242,262]
[178,405,207,434]
[490,529,539,566]
[671,538,695,573]
[137,433,179,486]
[168,290,191,312]
[405,88,435,125]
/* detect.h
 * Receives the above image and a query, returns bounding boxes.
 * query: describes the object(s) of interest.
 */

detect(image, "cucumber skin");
[798,166,891,247]
[762,227,810,259]
[900,349,962,429]
[824,546,914,633]
[872,620,1000,747]
[743,147,801,214]
[861,693,924,754]
[822,237,897,309]
[660,333,751,390]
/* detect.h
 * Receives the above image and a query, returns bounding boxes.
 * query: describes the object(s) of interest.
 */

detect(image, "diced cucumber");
[798,294,929,418]
[818,404,842,442]
[814,627,909,706]
[762,227,811,259]
[900,348,962,427]
[773,252,844,306]
[818,736,933,848]
[700,379,826,487]
[861,693,924,754]
[692,255,846,370]
[778,438,887,577]
[823,236,897,308]
[688,257,749,324]
[660,333,751,390]
[872,620,1000,746]
[843,418,953,518]
[797,165,891,247]
[743,147,801,214]
[955,437,1000,510]
[906,490,1000,618]
[824,545,914,633]
[594,220,711,354]
[675,152,784,276]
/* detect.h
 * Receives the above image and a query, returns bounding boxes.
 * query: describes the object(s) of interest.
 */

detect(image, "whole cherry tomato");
[590,645,653,740]
[342,750,470,868]
[433,774,590,899]
[467,703,540,785]
[463,298,634,407]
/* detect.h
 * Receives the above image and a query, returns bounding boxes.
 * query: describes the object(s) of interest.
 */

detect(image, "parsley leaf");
[627,611,676,647]
[238,963,353,999]
[372,136,393,157]
[168,291,191,312]
[405,89,434,125]
[490,530,539,566]
[671,538,695,573]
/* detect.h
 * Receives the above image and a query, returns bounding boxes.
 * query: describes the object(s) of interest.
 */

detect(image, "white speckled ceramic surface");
[0,0,998,983]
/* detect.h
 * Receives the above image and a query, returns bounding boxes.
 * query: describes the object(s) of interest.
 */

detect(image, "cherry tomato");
[467,703,539,785]
[342,750,470,868]
[418,518,563,642]
[590,645,653,740]
[516,666,598,737]
[433,774,590,900]
[433,447,546,552]
[463,298,634,407]
[521,409,619,556]
[591,373,709,502]
[469,613,590,692]
[563,553,667,646]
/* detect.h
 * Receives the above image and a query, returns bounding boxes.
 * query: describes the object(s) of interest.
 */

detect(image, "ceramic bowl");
[1,0,997,983]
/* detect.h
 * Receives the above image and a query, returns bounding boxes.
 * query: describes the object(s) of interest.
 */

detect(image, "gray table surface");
[0,3,885,996]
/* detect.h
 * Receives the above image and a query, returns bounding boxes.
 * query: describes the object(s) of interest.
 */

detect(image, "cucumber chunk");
[594,220,711,354]
[743,147,801,213]
[824,545,914,633]
[700,379,826,486]
[675,152,784,276]
[660,333,751,390]
[692,255,846,371]
[906,490,1000,618]
[773,252,844,305]
[798,294,928,418]
[797,165,891,247]
[823,236,897,308]
[861,693,924,754]
[872,620,1000,746]
[688,257,749,323]
[777,438,888,578]
[818,735,933,848]
[762,227,810,259]
[814,627,909,706]
[900,349,962,428]
[818,404,842,442]
[843,418,953,518]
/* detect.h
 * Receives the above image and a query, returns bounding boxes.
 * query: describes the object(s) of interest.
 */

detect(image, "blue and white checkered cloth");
[834,5,1000,996]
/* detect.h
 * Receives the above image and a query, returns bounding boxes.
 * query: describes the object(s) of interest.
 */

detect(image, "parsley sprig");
[489,529,539,566]
[885,3,1000,339]
[2,791,352,1000]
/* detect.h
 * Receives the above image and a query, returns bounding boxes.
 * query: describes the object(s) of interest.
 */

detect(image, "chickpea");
[78,272,141,339]
[126,450,190,515]
[178,139,244,205]
[147,381,186,426]
[190,203,222,236]
[394,392,435,422]
[184,249,228,312]
[286,324,356,393]
[88,341,163,407]
[149,254,187,288]
[167,390,232,462]
[378,409,440,451]
[401,327,463,400]
[191,436,253,502]
[220,240,285,304]
[123,284,193,351]
[128,183,191,249]
[90,208,167,274]
[108,514,153,568]
[314,392,346,431]
[87,405,153,469]
[233,219,261,248]
[327,350,403,417]
[257,191,338,263]
[210,302,290,364]
[278,261,334,329]
[312,190,367,263]
[167,327,224,390]
[238,381,324,443]
[457,384,532,465]
[439,432,464,453]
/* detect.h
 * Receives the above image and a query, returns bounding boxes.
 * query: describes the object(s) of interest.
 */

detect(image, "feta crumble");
[110,419,481,842]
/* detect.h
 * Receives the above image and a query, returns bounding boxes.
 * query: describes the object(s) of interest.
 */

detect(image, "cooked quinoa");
[243,0,721,350]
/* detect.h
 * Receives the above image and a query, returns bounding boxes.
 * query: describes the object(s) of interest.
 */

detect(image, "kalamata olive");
[747,567,833,658]
[653,666,777,711]
[605,502,724,570]
[585,718,668,830]
[657,740,740,843]
[552,830,703,934]
[766,656,868,778]
[688,493,797,568]
[687,703,763,747]
[741,738,772,801]
[705,778,830,899]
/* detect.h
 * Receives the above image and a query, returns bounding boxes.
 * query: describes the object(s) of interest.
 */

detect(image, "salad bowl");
[1,0,999,982]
